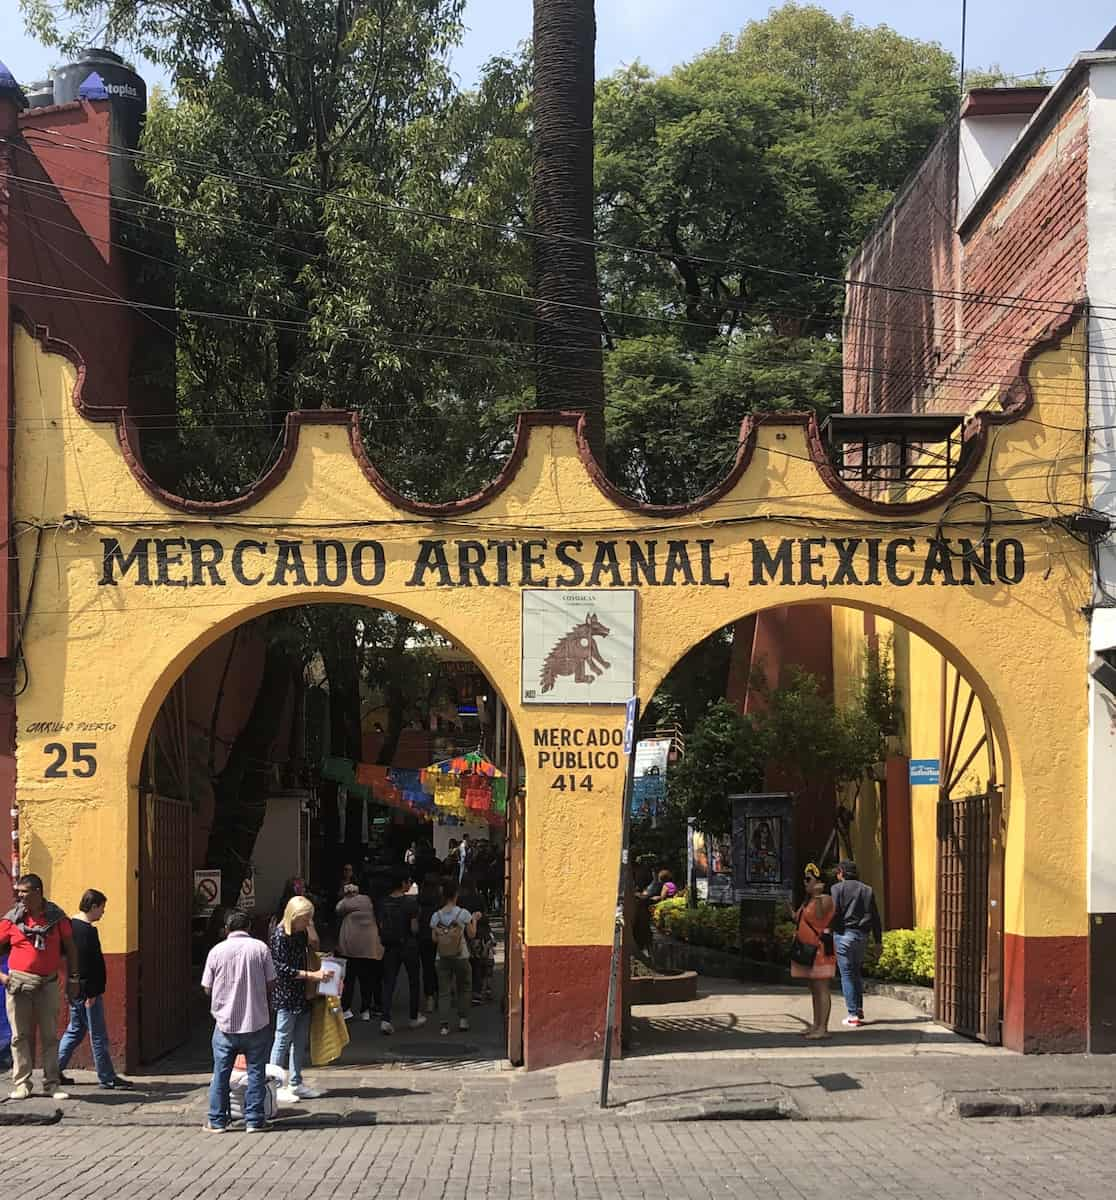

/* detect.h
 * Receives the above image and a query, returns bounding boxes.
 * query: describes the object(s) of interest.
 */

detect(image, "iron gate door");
[935,789,1003,1043]
[139,793,193,1062]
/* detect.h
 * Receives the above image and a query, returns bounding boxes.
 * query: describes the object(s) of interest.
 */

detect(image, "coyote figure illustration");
[539,614,612,693]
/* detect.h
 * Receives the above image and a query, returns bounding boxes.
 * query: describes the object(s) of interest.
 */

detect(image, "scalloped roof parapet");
[16,301,1082,523]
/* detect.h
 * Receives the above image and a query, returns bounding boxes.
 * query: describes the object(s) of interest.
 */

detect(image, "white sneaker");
[276,1086,300,1104]
[360,1011,371,1022]
[8,1084,31,1100]
[50,1089,70,1101]
[409,1015,427,1029]
[293,1084,322,1099]
[380,1020,394,1035]
[458,1018,470,1032]
[342,1009,355,1021]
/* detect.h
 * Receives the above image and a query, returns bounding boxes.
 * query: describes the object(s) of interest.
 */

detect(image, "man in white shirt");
[201,910,275,1133]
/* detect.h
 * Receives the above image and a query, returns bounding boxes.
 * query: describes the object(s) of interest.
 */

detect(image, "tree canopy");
[21,0,965,506]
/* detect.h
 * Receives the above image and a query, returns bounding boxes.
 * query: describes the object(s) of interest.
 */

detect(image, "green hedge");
[864,928,935,986]
[651,895,935,987]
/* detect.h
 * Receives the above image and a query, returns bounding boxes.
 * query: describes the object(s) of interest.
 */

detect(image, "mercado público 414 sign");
[97,533,1028,591]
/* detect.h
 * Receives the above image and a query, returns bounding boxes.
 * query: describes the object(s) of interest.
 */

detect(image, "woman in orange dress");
[790,865,836,1040]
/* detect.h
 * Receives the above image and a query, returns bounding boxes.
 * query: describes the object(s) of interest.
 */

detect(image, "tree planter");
[627,970,698,1005]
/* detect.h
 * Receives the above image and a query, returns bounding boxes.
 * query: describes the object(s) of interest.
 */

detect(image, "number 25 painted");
[43,742,98,779]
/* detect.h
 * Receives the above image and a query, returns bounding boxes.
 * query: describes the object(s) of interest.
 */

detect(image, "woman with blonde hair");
[790,864,836,1041]
[269,895,333,1102]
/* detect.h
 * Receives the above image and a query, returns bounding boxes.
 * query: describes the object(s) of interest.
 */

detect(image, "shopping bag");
[309,994,350,1066]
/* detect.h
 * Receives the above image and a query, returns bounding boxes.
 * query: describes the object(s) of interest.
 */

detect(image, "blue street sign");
[623,697,639,755]
[909,758,940,786]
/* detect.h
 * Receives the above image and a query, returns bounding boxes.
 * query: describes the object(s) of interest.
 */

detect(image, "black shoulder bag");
[790,904,833,967]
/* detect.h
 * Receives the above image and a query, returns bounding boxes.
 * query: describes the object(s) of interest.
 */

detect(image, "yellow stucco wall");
[9,318,1092,969]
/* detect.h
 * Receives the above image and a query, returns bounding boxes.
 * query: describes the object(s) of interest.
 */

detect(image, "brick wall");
[844,85,1088,415]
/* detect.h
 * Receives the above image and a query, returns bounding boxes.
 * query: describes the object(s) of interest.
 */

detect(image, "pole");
[600,697,640,1109]
[959,0,968,96]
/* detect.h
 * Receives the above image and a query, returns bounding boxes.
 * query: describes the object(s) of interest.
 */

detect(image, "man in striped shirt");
[201,909,275,1132]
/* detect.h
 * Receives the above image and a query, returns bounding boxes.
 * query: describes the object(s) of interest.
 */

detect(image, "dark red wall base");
[1003,933,1087,1053]
[96,951,139,1072]
[523,944,611,1069]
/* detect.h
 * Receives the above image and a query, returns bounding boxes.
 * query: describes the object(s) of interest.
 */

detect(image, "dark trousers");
[381,945,420,1023]
[341,957,383,1015]
[419,941,438,1001]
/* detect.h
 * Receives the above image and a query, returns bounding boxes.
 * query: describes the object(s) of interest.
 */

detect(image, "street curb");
[949,1090,1116,1118]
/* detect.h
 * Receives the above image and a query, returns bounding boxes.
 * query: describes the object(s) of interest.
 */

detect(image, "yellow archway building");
[11,310,1091,1067]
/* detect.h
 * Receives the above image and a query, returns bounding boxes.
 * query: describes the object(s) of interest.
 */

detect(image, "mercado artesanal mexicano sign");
[98,534,1027,589]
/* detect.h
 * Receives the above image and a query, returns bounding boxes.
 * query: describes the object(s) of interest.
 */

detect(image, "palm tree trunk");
[532,0,606,457]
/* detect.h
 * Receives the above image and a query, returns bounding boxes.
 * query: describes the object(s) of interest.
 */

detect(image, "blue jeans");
[270,1007,310,1086]
[58,995,116,1085]
[209,1025,270,1128]
[834,930,867,1018]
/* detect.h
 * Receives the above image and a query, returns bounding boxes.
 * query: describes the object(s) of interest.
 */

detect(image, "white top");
[430,905,472,958]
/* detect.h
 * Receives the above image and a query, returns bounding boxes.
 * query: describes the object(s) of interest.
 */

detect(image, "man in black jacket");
[830,861,882,1029]
[57,890,132,1089]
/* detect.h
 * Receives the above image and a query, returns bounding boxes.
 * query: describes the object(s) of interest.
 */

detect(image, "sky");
[0,1,1113,93]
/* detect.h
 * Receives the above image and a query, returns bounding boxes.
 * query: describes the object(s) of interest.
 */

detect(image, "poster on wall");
[730,793,796,901]
[687,826,734,903]
[631,737,671,819]
[521,589,636,705]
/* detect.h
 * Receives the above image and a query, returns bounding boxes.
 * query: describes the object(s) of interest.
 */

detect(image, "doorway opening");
[134,600,525,1070]
[626,599,1005,1056]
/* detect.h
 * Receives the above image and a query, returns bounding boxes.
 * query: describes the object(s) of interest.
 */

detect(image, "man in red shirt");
[0,874,79,1100]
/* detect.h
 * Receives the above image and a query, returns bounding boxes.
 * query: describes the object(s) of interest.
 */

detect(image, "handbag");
[790,903,830,968]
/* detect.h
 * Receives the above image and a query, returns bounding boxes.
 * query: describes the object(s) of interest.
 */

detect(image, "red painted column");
[1003,934,1087,1053]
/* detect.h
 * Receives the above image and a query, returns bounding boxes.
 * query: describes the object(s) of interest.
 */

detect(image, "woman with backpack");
[430,880,478,1036]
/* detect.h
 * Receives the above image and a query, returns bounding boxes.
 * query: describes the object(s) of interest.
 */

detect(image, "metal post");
[600,697,640,1109]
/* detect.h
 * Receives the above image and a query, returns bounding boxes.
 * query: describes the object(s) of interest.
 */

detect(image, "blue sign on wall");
[909,758,940,786]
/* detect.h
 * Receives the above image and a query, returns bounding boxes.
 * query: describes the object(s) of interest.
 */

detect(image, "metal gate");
[934,659,1003,1044]
[138,791,193,1062]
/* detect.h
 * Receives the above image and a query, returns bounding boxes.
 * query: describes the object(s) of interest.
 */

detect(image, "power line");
[17,126,1101,320]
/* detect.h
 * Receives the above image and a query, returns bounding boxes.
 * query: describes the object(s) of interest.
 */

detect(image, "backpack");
[379,896,411,947]
[433,912,465,958]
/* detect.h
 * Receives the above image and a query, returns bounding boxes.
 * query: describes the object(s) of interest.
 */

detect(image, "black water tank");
[52,48,146,148]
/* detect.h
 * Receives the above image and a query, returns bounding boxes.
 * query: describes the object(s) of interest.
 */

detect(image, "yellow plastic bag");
[309,995,350,1066]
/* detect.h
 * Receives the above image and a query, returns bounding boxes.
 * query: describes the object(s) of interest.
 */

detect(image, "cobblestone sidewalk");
[4,1118,1116,1199]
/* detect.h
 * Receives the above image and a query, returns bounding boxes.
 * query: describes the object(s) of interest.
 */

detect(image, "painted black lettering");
[533,730,551,747]
[663,540,697,586]
[919,539,959,586]
[486,540,517,586]
[269,540,310,587]
[407,540,454,587]
[154,539,188,587]
[628,541,658,586]
[831,538,862,586]
[456,541,490,587]
[188,539,226,586]
[351,541,385,586]
[885,539,915,586]
[959,539,993,585]
[751,539,793,585]
[799,538,828,588]
[865,539,882,585]
[231,540,268,586]
[996,538,1025,584]
[521,539,549,586]
[588,541,624,587]
[99,538,151,586]
[555,540,585,587]
[698,540,729,587]
[314,540,348,587]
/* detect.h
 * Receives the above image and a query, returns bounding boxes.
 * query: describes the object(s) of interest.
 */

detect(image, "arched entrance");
[129,596,524,1065]
[638,597,1008,1045]
[9,313,1092,1066]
